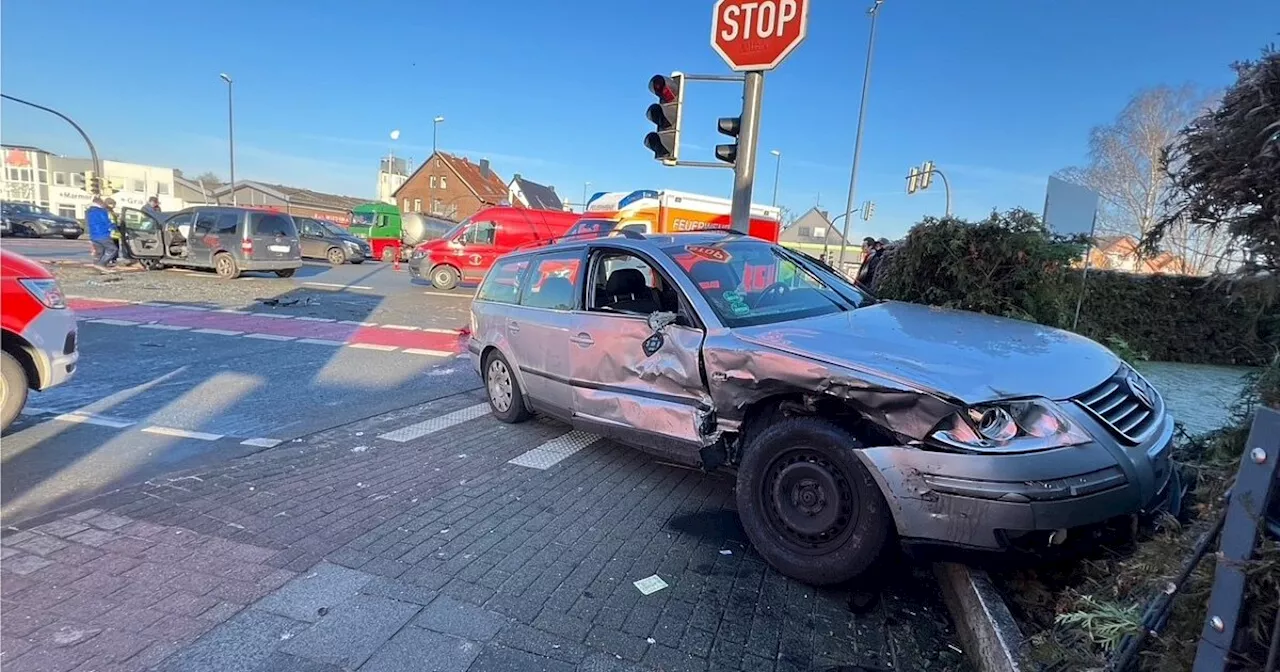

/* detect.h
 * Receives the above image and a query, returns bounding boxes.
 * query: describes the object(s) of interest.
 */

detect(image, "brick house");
[1088,235,1191,275]
[392,152,507,222]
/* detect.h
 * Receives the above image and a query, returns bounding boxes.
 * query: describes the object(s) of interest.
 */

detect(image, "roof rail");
[512,227,646,252]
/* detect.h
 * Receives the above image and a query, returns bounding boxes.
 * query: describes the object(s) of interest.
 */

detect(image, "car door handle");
[507,321,520,333]
[569,333,594,347]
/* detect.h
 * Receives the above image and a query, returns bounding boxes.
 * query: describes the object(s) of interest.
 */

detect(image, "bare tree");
[1057,86,1215,256]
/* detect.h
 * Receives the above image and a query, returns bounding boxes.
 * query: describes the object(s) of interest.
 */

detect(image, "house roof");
[778,208,849,247]
[394,151,507,203]
[211,181,366,211]
[510,175,563,210]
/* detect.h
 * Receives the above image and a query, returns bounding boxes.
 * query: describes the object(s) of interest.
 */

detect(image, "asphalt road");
[1,254,486,524]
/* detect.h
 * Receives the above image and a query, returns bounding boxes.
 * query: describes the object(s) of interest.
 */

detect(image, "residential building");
[1,145,50,210]
[1087,235,1192,275]
[778,207,854,261]
[507,174,564,211]
[392,151,507,222]
[211,181,365,226]
[377,156,409,205]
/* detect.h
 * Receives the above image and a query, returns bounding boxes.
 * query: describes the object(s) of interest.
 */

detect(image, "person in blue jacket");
[86,197,118,271]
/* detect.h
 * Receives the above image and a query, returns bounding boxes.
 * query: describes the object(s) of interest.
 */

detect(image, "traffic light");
[85,171,101,195]
[644,73,684,163]
[715,116,741,165]
[906,167,921,194]
[861,200,876,221]
[920,161,935,190]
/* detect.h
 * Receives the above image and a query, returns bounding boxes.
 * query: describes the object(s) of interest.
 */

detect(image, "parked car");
[118,206,302,279]
[408,206,581,290]
[0,202,84,239]
[1,249,78,432]
[467,231,1177,585]
[294,216,371,265]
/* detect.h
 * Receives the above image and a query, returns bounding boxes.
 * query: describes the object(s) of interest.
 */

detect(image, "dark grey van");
[294,216,371,265]
[119,206,303,279]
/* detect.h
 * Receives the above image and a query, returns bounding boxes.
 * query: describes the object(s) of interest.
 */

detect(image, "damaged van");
[467,230,1177,585]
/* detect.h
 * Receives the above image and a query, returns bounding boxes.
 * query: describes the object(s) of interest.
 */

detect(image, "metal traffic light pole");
[729,72,764,234]
[0,93,102,195]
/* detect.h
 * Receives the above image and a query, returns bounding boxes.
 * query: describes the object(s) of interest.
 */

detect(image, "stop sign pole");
[711,0,809,233]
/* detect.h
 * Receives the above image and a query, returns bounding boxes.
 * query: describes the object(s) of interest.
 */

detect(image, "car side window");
[214,213,239,234]
[477,257,531,305]
[520,250,583,311]
[166,212,194,232]
[589,250,679,316]
[193,210,218,235]
[464,221,496,245]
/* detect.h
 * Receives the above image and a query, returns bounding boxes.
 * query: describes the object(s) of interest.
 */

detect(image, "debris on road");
[634,575,668,595]
[719,549,733,555]
[351,445,370,453]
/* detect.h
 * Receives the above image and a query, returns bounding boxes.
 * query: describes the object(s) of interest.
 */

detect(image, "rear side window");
[520,250,583,311]
[253,213,295,237]
[477,257,531,305]
[214,213,239,234]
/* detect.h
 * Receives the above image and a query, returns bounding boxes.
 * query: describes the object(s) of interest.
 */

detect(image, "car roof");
[507,230,757,261]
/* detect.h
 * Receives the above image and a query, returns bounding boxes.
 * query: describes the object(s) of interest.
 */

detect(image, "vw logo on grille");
[1126,372,1154,409]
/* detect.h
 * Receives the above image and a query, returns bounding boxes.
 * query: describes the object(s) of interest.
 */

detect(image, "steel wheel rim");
[329,249,344,264]
[761,448,858,555]
[217,257,232,275]
[487,359,513,412]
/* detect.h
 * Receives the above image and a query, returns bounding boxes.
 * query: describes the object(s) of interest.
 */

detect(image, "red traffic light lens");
[649,75,677,103]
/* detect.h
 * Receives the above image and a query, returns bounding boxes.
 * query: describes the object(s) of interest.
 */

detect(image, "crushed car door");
[118,208,165,259]
[568,247,713,457]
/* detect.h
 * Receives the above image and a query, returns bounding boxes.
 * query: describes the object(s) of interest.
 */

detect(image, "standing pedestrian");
[143,196,162,218]
[86,198,118,271]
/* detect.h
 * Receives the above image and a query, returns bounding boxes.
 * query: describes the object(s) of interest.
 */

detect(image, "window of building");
[432,199,442,214]
[403,198,410,211]
[799,227,811,237]
[156,183,170,195]
[53,172,68,186]
[812,226,826,238]
[37,170,47,184]
[429,176,437,188]
[436,158,443,167]
[132,179,146,192]
[413,198,421,212]
[58,205,77,219]
[440,176,447,189]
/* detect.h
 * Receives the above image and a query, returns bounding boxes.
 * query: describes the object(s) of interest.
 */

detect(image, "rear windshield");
[252,213,297,237]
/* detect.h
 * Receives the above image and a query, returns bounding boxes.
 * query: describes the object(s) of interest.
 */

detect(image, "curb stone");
[935,562,1027,672]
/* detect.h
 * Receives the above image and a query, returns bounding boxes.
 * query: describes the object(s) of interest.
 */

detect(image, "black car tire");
[139,259,162,271]
[214,252,241,279]
[431,265,460,290]
[483,350,530,424]
[62,233,81,240]
[1,351,29,433]
[275,268,297,278]
[351,259,365,265]
[326,247,347,265]
[736,417,893,586]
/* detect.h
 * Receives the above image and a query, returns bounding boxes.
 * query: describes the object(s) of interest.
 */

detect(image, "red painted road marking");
[70,298,466,353]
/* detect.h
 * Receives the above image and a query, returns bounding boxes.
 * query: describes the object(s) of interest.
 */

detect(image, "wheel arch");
[479,344,533,414]
[736,391,897,455]
[1,330,43,390]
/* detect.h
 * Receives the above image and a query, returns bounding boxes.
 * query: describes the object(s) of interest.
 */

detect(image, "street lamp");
[837,0,886,268]
[430,116,444,215]
[582,182,591,213]
[432,116,444,154]
[219,73,236,206]
[769,150,782,207]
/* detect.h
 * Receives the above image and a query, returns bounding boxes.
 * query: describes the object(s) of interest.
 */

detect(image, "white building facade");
[2,145,182,220]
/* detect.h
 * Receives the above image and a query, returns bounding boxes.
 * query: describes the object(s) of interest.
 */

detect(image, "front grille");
[1075,369,1162,444]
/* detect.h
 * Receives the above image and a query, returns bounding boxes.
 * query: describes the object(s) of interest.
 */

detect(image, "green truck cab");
[349,202,454,262]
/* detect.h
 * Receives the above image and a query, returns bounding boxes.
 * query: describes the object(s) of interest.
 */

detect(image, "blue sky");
[2,0,1274,238]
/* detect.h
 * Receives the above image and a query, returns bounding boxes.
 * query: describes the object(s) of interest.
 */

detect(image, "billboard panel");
[1043,176,1100,238]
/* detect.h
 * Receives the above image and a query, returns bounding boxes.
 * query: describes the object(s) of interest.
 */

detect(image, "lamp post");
[430,116,444,215]
[836,0,886,267]
[219,73,236,206]
[769,150,782,207]
[582,182,591,213]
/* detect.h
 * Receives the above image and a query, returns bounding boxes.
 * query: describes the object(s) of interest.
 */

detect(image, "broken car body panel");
[468,232,1176,553]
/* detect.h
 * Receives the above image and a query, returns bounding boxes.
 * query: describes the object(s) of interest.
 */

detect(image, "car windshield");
[663,239,866,328]
[319,220,347,236]
[350,211,376,226]
[441,218,470,241]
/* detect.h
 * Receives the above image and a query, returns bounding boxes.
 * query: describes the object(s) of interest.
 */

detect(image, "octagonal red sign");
[711,0,810,72]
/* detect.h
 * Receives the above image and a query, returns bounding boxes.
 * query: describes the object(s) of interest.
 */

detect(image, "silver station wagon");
[467,230,1176,585]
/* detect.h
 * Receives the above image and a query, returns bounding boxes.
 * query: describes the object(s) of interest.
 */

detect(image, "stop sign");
[711,0,810,72]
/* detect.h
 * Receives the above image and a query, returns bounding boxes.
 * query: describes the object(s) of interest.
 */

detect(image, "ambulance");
[566,189,782,242]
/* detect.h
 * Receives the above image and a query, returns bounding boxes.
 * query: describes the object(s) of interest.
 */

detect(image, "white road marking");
[138,323,190,331]
[509,431,600,470]
[422,328,460,334]
[347,343,398,351]
[305,281,374,290]
[169,305,210,312]
[381,324,418,331]
[250,313,294,319]
[192,328,244,336]
[241,438,283,448]
[142,426,225,441]
[378,403,491,442]
[295,316,336,322]
[338,320,375,326]
[243,333,296,341]
[88,318,140,326]
[402,348,452,357]
[422,291,474,299]
[215,309,252,315]
[297,338,345,347]
[52,412,135,429]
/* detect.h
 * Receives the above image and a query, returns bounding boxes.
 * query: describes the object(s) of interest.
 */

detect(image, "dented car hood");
[731,301,1120,404]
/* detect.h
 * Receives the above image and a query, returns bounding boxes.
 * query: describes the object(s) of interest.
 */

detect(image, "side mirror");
[647,311,679,332]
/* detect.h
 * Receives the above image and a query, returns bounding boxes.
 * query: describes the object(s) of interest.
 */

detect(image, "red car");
[1,249,78,431]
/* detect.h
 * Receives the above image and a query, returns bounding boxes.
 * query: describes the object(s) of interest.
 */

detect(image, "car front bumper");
[855,405,1177,551]
[407,255,428,278]
[22,305,79,391]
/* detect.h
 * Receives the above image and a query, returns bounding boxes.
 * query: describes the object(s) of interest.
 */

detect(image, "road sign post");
[711,0,809,233]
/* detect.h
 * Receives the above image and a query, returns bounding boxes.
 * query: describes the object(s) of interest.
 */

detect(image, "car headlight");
[928,398,1091,453]
[20,278,67,309]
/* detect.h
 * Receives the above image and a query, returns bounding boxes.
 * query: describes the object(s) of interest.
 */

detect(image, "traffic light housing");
[920,161,935,190]
[644,73,684,163]
[715,116,741,165]
[906,167,921,194]
[861,201,876,221]
[85,171,101,195]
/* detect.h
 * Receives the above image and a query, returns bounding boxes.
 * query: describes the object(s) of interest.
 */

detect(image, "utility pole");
[219,73,236,205]
[837,0,886,268]
[770,149,782,207]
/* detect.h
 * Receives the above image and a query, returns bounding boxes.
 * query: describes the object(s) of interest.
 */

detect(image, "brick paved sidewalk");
[1,389,970,671]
